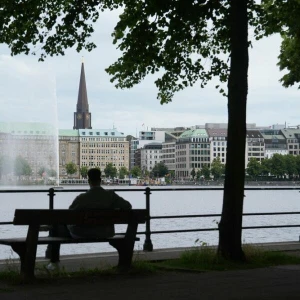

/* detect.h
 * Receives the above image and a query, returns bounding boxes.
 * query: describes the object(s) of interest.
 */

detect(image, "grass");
[155,244,300,271]
[1,246,300,285]
[0,260,157,286]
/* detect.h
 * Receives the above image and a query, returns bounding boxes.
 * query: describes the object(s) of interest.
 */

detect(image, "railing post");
[143,187,153,251]
[48,188,55,210]
[45,188,55,258]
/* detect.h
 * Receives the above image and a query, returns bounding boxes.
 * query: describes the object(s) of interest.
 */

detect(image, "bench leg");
[109,240,135,271]
[11,244,26,274]
[12,243,37,281]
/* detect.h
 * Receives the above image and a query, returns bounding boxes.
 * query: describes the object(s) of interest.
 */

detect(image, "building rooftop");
[179,129,208,139]
[206,128,227,137]
[280,128,300,139]
[246,130,263,139]
[59,129,79,137]
[0,122,57,135]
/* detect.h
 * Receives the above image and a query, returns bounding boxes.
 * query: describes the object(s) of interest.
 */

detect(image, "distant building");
[281,128,300,156]
[140,143,163,173]
[206,128,227,164]
[0,122,58,180]
[58,129,80,178]
[175,129,210,179]
[59,63,129,178]
[245,130,265,164]
[260,129,287,159]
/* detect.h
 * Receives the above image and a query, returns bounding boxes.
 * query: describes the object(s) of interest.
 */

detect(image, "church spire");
[73,62,92,129]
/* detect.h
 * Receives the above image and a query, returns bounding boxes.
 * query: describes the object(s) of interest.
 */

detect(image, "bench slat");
[13,209,147,225]
[0,235,140,245]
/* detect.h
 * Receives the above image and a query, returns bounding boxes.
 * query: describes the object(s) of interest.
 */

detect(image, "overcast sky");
[0,10,299,137]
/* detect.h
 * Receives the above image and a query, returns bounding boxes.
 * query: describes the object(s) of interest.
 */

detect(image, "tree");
[47,168,57,178]
[200,165,211,180]
[65,162,77,177]
[151,162,169,178]
[38,167,47,178]
[211,158,225,180]
[80,166,89,179]
[104,163,117,178]
[14,156,32,179]
[261,1,300,89]
[295,156,300,177]
[0,155,11,179]
[119,166,129,179]
[261,158,272,176]
[284,155,297,178]
[270,154,286,178]
[246,158,261,179]
[0,0,265,260]
[169,170,175,179]
[130,166,142,178]
[190,168,196,180]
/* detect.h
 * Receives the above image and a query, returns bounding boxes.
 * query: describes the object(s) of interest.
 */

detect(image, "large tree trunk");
[218,0,248,260]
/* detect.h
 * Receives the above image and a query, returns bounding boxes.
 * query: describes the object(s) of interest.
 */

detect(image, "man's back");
[68,186,132,238]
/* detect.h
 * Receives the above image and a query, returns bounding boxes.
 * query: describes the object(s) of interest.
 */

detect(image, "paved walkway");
[1,265,300,299]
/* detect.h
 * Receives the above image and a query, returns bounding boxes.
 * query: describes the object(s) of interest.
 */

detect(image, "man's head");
[87,168,102,187]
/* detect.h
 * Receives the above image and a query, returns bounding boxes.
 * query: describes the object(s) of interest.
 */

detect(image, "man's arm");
[111,192,132,210]
[69,195,82,210]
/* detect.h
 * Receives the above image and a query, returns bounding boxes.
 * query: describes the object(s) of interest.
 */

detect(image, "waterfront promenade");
[1,242,300,299]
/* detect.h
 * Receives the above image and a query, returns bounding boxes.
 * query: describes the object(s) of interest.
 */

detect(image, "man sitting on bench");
[46,168,132,270]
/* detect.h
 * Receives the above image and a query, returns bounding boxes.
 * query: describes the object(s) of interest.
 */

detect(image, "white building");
[140,143,163,172]
[260,129,287,159]
[206,128,227,164]
[245,130,265,165]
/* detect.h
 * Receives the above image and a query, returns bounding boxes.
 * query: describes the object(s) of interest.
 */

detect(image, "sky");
[0,9,299,137]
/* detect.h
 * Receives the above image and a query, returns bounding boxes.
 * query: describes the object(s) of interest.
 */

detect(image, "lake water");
[0,185,300,260]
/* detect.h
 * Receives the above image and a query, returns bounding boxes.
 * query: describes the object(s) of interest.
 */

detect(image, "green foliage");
[210,158,225,180]
[130,166,141,178]
[104,163,117,178]
[261,0,300,89]
[47,168,57,177]
[151,162,169,178]
[38,167,56,178]
[65,162,78,176]
[158,245,300,272]
[169,170,175,178]
[246,158,261,178]
[190,168,196,180]
[118,166,129,179]
[200,165,211,180]
[38,167,47,178]
[14,156,32,178]
[261,158,272,176]
[0,155,11,178]
[270,154,286,177]
[284,154,297,177]
[79,166,89,179]
[0,1,263,103]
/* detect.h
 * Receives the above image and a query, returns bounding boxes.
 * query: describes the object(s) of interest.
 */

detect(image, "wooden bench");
[0,209,147,280]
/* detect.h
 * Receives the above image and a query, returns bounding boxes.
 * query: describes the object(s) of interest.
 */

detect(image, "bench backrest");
[13,209,148,226]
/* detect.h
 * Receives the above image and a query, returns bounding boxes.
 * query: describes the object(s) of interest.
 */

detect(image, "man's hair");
[87,168,101,182]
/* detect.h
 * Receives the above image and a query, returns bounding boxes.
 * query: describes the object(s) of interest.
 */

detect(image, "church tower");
[73,62,92,129]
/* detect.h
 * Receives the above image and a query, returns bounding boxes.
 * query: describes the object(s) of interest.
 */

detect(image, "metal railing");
[1,186,300,251]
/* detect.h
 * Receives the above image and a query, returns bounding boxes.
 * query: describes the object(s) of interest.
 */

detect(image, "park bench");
[0,209,147,280]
